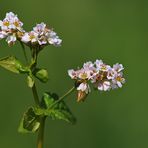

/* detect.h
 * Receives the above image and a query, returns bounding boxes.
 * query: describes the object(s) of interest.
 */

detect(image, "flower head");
[0,12,24,46]
[68,59,125,102]
[0,12,23,31]
[0,12,62,48]
[21,22,62,47]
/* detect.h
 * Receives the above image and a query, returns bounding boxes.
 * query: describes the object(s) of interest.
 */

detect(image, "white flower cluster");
[0,12,24,46]
[0,12,62,47]
[68,60,125,99]
[21,23,62,46]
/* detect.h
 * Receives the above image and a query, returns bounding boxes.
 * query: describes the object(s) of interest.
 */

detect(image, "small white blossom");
[0,31,8,39]
[0,12,24,46]
[107,68,116,80]
[98,81,111,91]
[21,33,30,43]
[68,69,77,79]
[6,35,16,46]
[95,60,103,68]
[21,31,38,43]
[77,83,90,94]
[111,73,125,88]
[47,31,62,46]
[78,68,92,80]
[95,59,111,72]
[83,61,94,70]
[113,63,124,72]
[33,22,46,34]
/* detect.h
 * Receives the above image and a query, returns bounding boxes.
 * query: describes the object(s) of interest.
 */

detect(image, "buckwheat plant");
[0,12,125,148]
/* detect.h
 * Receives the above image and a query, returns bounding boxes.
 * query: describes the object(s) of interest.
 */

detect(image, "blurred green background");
[0,0,148,148]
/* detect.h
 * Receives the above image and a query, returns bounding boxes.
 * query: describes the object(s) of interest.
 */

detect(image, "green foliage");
[36,92,76,124]
[18,107,40,133]
[18,92,76,134]
[27,75,34,88]
[0,56,29,74]
[33,68,49,83]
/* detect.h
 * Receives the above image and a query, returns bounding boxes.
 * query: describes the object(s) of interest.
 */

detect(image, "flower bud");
[77,90,88,102]
[34,68,48,83]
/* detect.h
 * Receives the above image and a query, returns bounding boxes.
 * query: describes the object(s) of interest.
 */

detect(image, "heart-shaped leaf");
[35,93,76,124]
[18,107,40,134]
[0,56,29,74]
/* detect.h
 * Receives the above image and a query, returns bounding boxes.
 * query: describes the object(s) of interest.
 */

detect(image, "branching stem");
[49,87,75,109]
[21,45,75,148]
[19,41,29,64]
[37,117,46,148]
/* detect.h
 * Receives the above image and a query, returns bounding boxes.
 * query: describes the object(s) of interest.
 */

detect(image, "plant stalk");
[31,48,45,148]
[31,82,45,148]
[37,117,46,148]
[32,83,40,106]
[22,45,45,148]
[21,45,75,148]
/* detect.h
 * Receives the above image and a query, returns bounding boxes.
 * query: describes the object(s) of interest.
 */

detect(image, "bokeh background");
[0,0,148,148]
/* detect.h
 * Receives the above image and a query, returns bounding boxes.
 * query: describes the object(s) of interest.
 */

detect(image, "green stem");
[49,87,75,109]
[32,83,40,106]
[30,48,45,148]
[31,80,45,148]
[19,41,29,64]
[37,117,46,148]
[30,48,38,70]
[21,44,45,148]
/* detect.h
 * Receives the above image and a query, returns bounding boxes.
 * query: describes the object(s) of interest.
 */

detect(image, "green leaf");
[18,107,40,134]
[35,93,76,124]
[27,75,34,88]
[33,68,49,83]
[0,56,29,74]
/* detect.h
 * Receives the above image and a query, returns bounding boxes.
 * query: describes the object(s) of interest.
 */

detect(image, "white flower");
[77,68,92,80]
[21,22,62,47]
[95,59,111,72]
[6,35,16,46]
[21,33,30,43]
[21,31,38,43]
[113,63,124,72]
[47,31,62,46]
[107,68,117,80]
[0,20,10,30]
[0,12,23,31]
[98,81,111,91]
[95,59,103,66]
[33,23,62,46]
[83,61,94,70]
[77,83,90,94]
[0,31,8,39]
[6,12,16,20]
[100,64,111,72]
[68,69,77,79]
[33,23,48,45]
[0,12,24,46]
[111,73,125,88]
[33,22,46,34]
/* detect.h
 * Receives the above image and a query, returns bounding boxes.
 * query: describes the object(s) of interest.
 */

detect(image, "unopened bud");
[34,68,48,83]
[77,90,88,102]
